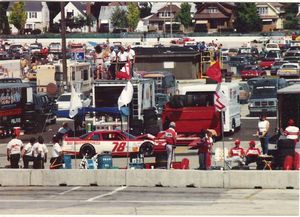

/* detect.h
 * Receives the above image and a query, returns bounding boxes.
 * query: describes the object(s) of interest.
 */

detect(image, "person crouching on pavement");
[6,133,24,168]
[245,140,261,165]
[198,130,213,170]
[22,137,36,169]
[50,135,63,169]
[225,139,246,169]
[165,122,177,169]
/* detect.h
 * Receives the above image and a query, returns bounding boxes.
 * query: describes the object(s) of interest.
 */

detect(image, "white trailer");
[177,81,241,133]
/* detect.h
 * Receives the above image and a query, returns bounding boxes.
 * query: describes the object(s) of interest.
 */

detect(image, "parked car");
[7,44,23,59]
[264,43,280,52]
[56,92,91,111]
[170,37,195,45]
[240,65,266,81]
[0,47,9,60]
[239,82,251,104]
[259,50,282,69]
[277,63,300,78]
[29,43,43,54]
[270,60,289,76]
[228,48,238,57]
[238,47,259,59]
[283,50,300,63]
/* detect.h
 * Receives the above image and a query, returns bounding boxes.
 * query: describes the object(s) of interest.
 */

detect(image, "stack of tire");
[274,139,295,170]
[143,108,160,136]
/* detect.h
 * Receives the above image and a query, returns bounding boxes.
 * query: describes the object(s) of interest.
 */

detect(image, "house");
[98,6,128,33]
[53,2,97,33]
[193,3,235,33]
[7,2,50,34]
[147,4,181,33]
[256,3,285,32]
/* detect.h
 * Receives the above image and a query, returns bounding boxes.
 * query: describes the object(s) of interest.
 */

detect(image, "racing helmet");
[169,122,176,128]
[249,140,256,147]
[234,139,240,146]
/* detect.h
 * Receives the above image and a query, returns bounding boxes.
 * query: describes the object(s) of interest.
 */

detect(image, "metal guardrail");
[1,30,298,39]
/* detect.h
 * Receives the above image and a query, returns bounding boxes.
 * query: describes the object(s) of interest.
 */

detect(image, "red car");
[170,37,195,45]
[62,130,166,158]
[241,65,266,81]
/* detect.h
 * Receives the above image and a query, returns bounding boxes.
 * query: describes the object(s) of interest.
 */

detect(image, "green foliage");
[111,6,128,29]
[127,3,140,32]
[0,2,10,34]
[177,2,192,29]
[234,3,262,33]
[283,3,299,29]
[8,1,27,34]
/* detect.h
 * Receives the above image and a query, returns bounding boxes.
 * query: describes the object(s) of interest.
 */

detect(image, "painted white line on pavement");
[86,186,127,202]
[58,186,81,195]
[0,199,214,204]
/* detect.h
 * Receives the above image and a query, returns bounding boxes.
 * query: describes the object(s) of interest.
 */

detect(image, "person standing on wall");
[257,114,270,155]
[7,134,23,168]
[127,45,135,77]
[165,122,177,170]
[22,137,36,169]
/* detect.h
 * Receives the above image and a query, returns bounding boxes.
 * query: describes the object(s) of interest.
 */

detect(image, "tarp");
[55,107,121,118]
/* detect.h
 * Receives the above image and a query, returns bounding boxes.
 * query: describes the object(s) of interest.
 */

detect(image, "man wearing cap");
[225,139,245,169]
[245,140,261,165]
[284,119,299,144]
[7,134,24,168]
[165,122,177,169]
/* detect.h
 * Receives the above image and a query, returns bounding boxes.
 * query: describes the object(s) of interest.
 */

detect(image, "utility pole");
[60,2,68,93]
[170,2,173,38]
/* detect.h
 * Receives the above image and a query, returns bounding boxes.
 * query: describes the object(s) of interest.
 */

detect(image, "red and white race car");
[62,130,166,158]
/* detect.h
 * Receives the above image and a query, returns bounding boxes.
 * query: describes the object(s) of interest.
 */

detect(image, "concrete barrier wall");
[0,169,298,189]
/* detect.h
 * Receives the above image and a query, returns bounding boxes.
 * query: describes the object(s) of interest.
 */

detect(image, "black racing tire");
[80,143,96,158]
[139,141,154,157]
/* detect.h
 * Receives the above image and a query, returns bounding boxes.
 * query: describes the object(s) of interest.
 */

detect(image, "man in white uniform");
[7,134,24,168]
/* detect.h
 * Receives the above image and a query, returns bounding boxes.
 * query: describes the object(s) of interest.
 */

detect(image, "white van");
[177,81,241,133]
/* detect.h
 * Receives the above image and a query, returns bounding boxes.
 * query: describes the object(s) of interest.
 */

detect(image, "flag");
[206,61,222,83]
[116,61,131,80]
[118,81,133,110]
[69,85,83,118]
[214,83,227,111]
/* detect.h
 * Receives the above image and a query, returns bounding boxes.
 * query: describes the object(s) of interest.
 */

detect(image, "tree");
[127,3,140,32]
[46,2,60,33]
[111,6,128,29]
[8,1,27,34]
[234,3,262,33]
[283,3,299,29]
[0,2,10,34]
[177,2,192,31]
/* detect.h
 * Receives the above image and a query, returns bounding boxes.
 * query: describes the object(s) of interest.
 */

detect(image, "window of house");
[207,7,218,13]
[258,7,268,15]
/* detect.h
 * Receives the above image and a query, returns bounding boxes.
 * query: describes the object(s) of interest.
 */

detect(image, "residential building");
[256,3,285,32]
[7,2,50,34]
[193,3,235,33]
[98,6,128,33]
[147,4,181,33]
[53,2,97,33]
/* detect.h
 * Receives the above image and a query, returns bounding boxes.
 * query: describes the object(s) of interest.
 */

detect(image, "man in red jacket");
[225,139,245,169]
[245,140,261,165]
[197,130,213,170]
[165,122,177,169]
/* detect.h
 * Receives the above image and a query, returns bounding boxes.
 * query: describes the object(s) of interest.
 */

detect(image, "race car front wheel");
[139,142,154,157]
[80,144,96,158]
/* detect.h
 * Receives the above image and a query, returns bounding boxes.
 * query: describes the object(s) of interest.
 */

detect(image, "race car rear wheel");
[139,142,154,157]
[80,144,96,158]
